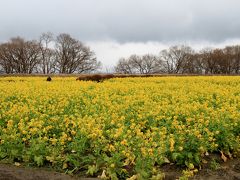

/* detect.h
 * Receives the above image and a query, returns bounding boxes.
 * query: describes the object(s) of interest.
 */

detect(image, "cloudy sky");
[0,0,240,69]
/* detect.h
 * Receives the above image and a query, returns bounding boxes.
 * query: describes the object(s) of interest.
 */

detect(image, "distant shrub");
[76,74,114,82]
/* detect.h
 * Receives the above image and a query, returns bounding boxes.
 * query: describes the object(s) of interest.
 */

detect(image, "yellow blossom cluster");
[0,76,240,179]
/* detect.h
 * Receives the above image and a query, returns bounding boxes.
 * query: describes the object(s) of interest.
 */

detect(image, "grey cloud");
[0,0,240,43]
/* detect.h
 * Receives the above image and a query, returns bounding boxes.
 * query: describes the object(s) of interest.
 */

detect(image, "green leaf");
[172,153,181,161]
[194,154,200,164]
[86,165,98,176]
[34,155,44,166]
[187,152,193,159]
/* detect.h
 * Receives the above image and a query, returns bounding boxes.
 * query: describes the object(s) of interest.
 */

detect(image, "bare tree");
[181,53,202,74]
[0,65,3,74]
[128,55,145,74]
[199,48,215,74]
[0,37,41,74]
[115,54,163,74]
[0,43,14,73]
[214,48,229,74]
[232,46,240,74]
[223,46,240,74]
[160,49,175,73]
[38,32,56,74]
[192,53,206,74]
[141,54,164,74]
[160,45,194,74]
[55,33,101,74]
[115,58,134,74]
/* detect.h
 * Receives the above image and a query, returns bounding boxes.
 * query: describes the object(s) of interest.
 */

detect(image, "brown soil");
[160,155,240,180]
[192,157,240,180]
[0,164,94,180]
[0,157,240,180]
[153,154,240,180]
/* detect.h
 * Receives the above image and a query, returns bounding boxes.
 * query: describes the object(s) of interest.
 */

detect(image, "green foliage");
[210,159,220,170]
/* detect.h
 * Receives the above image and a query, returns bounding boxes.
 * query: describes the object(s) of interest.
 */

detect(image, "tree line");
[115,45,240,74]
[0,32,101,74]
[1,34,240,75]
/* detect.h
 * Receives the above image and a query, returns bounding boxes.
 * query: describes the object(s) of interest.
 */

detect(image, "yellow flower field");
[0,76,240,179]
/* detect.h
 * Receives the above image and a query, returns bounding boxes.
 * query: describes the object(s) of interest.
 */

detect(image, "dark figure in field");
[47,76,52,81]
[76,74,114,82]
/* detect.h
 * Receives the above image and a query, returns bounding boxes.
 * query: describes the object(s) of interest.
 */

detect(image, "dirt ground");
[0,157,239,180]
[0,164,93,180]
[191,156,240,180]
[162,156,240,180]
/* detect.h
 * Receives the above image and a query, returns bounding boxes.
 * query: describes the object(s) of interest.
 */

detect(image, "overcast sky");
[1,0,240,69]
